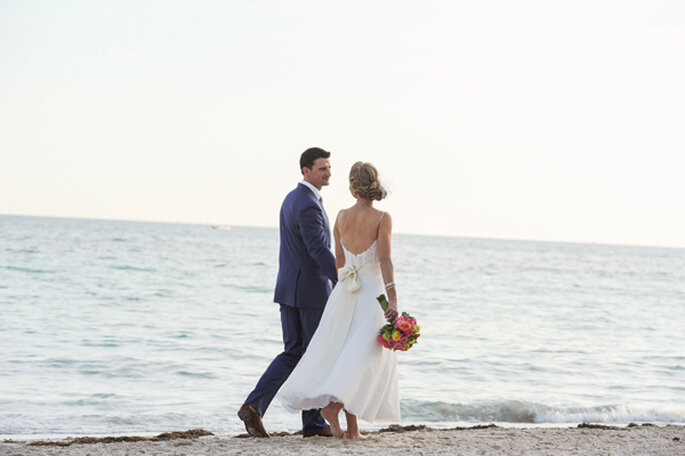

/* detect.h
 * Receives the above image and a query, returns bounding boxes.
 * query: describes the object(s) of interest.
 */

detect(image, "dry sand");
[2,424,684,456]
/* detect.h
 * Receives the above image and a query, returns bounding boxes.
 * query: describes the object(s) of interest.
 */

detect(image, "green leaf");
[376,294,389,312]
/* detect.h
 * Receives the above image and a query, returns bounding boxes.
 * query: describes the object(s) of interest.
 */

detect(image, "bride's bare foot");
[321,402,344,439]
[346,430,366,440]
[343,409,365,440]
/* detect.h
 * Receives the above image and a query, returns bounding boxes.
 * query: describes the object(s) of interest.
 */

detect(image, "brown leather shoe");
[237,403,270,438]
[302,425,334,438]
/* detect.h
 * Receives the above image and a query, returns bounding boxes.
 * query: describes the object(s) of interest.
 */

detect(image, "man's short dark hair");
[300,147,331,174]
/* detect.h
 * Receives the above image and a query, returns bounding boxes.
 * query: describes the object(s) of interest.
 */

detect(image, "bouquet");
[376,294,420,351]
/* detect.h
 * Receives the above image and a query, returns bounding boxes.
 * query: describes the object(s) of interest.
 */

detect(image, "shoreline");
[3,424,684,456]
[3,421,682,440]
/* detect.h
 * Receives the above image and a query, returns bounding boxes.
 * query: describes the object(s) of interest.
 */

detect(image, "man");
[238,147,338,438]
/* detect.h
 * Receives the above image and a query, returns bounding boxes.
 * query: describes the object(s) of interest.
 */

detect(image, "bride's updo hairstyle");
[349,161,387,201]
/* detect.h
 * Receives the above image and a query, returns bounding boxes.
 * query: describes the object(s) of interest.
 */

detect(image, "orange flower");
[397,320,412,332]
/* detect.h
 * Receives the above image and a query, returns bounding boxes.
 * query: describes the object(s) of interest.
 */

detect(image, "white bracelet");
[384,282,396,290]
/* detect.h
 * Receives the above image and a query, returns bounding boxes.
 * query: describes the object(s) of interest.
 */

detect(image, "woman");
[278,161,400,439]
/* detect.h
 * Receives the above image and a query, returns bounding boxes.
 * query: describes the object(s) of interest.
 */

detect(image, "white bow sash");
[313,261,381,383]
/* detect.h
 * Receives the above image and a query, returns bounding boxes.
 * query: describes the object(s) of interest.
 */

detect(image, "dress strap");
[376,211,386,238]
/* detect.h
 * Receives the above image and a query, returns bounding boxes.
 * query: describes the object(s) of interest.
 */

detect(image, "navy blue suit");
[245,183,337,433]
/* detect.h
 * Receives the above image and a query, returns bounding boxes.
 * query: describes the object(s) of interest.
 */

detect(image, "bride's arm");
[334,212,345,270]
[377,212,397,321]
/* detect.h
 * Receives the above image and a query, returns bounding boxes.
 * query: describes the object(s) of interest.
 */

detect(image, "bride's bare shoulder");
[379,210,392,227]
[335,207,354,227]
[375,208,391,219]
[338,205,363,217]
[336,207,352,219]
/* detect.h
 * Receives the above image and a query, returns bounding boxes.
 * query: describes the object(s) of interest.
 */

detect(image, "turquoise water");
[1,215,684,436]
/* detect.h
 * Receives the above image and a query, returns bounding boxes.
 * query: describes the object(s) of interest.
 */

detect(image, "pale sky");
[1,0,684,248]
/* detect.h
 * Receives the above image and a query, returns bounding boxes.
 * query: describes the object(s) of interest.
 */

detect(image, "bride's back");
[336,205,384,254]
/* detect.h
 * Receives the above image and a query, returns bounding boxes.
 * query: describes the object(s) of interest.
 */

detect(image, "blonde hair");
[349,161,387,201]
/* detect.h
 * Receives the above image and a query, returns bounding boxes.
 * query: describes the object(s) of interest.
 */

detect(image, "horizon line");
[2,212,683,251]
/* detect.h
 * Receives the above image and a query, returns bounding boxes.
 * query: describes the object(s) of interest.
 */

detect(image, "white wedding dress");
[278,240,400,423]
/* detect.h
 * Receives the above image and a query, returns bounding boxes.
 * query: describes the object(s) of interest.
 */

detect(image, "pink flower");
[378,309,420,352]
[396,320,413,332]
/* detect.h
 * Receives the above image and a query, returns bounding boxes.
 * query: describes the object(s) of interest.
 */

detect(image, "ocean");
[1,214,684,437]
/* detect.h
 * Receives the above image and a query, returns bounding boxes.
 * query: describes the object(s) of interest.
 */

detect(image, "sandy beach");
[2,424,683,456]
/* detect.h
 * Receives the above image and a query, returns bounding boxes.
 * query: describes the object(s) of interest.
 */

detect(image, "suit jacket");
[273,183,337,309]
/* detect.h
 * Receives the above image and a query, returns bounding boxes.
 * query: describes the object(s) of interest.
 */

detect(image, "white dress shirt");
[300,180,322,202]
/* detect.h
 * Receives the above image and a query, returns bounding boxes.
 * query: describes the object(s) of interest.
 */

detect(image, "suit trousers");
[245,304,327,433]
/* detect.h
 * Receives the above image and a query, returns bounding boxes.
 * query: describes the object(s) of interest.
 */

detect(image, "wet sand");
[2,424,683,456]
